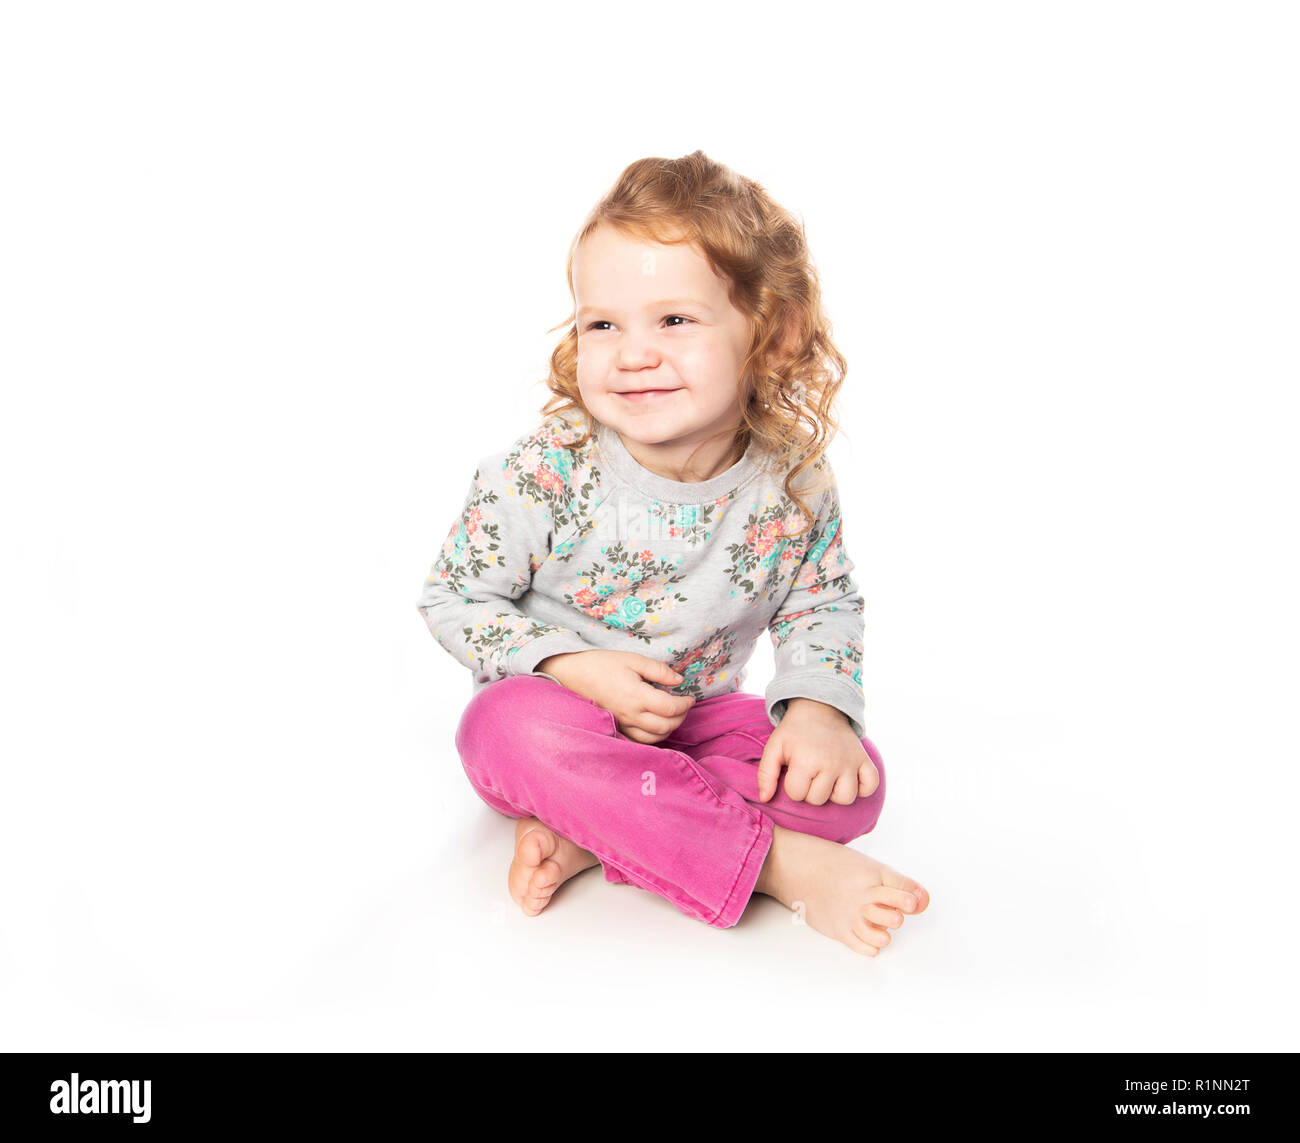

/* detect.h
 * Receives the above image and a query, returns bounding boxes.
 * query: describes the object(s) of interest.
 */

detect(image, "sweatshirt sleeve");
[765,461,867,739]
[415,447,595,683]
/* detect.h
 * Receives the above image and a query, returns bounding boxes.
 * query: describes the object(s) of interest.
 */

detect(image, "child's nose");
[616,336,659,369]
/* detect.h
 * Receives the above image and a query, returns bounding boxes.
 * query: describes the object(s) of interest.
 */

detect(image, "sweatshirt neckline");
[593,420,767,504]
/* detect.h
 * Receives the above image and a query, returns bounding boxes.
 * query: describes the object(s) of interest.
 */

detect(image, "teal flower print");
[771,612,822,651]
[564,542,688,643]
[501,417,601,534]
[648,499,717,546]
[544,447,574,483]
[617,596,646,624]
[806,516,840,565]
[807,640,864,687]
[664,627,742,700]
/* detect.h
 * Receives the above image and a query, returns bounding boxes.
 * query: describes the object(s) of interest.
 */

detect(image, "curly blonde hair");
[539,149,848,539]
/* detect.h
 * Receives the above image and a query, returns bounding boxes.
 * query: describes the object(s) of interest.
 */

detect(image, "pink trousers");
[454,674,887,928]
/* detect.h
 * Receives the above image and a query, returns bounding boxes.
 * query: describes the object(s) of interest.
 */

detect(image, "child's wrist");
[784,697,849,723]
[536,652,580,678]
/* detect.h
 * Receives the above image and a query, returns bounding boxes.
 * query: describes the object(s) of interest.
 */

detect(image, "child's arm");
[415,449,594,682]
[765,459,867,740]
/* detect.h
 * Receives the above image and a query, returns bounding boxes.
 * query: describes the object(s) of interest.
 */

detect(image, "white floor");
[4,659,1293,1053]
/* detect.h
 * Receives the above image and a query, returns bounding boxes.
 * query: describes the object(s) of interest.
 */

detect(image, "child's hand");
[536,650,695,744]
[756,699,879,805]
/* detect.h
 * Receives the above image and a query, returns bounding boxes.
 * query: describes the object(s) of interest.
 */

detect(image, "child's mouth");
[617,388,682,403]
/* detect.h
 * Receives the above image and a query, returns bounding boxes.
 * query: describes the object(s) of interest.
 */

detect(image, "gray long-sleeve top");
[415,411,867,738]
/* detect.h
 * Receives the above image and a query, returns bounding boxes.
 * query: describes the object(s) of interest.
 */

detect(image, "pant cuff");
[709,812,775,929]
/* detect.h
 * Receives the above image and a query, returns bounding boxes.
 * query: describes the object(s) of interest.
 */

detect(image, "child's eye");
[582,316,694,331]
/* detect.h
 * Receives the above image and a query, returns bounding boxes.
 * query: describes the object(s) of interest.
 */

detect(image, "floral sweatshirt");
[415,412,868,738]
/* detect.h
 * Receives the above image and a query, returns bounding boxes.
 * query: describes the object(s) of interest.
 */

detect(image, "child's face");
[573,225,752,451]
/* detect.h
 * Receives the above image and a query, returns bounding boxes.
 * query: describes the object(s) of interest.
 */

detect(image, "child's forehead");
[574,227,719,292]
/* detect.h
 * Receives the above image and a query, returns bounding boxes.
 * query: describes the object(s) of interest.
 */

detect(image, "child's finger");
[621,725,659,744]
[781,765,813,804]
[630,709,679,738]
[755,736,784,803]
[642,686,694,719]
[634,656,684,688]
[830,772,859,805]
[859,759,880,797]
[804,769,839,806]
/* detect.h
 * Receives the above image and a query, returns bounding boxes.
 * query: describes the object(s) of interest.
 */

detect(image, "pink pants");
[454,674,887,929]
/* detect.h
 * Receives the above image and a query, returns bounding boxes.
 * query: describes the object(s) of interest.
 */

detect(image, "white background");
[2,1,1296,1051]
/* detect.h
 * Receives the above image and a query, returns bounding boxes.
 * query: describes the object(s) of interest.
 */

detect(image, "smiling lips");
[616,388,682,403]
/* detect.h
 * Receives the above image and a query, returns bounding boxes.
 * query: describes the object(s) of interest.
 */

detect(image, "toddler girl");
[416,151,929,957]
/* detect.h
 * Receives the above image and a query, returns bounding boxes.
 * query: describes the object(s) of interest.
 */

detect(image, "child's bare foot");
[754,825,931,957]
[508,817,601,916]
